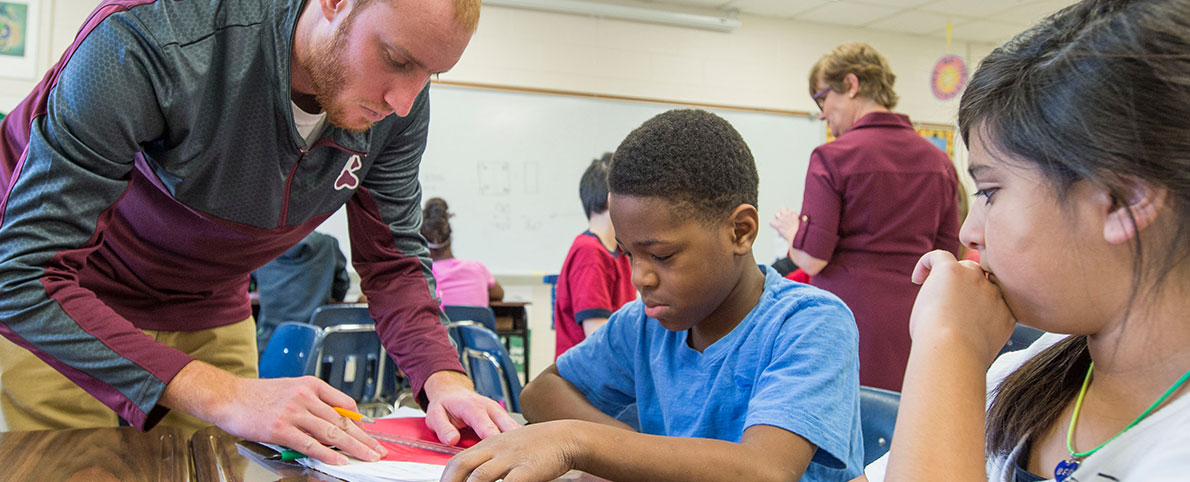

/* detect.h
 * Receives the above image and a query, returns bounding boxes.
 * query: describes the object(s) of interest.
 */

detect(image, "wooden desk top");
[0,426,191,482]
[191,426,344,482]
[489,300,529,308]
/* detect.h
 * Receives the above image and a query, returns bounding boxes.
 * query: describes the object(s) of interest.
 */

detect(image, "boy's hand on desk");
[162,362,387,466]
[424,370,522,444]
[440,420,583,482]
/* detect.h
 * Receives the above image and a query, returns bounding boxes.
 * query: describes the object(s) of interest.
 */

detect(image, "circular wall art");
[931,54,969,100]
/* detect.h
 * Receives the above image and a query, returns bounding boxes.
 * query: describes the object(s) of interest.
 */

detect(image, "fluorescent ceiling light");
[483,0,741,32]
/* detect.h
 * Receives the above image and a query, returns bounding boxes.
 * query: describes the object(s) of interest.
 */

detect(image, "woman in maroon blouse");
[772,42,960,392]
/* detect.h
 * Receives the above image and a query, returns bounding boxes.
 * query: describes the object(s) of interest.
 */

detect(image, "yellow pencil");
[333,406,377,423]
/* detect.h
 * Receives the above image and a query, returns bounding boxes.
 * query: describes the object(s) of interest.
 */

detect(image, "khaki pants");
[0,318,258,437]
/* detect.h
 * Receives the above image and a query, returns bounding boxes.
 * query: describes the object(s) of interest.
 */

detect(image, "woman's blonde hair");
[809,42,899,109]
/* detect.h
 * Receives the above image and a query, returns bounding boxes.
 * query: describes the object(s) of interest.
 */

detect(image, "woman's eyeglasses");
[812,87,831,111]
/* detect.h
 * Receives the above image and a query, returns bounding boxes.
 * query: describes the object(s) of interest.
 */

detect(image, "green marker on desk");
[276,449,308,462]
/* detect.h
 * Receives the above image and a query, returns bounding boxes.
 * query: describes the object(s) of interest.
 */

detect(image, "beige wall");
[454,7,997,124]
[0,0,1004,389]
[0,0,92,109]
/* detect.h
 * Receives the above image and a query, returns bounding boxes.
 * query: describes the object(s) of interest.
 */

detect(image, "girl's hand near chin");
[910,250,1016,366]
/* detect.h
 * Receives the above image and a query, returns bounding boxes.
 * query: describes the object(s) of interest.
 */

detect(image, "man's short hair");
[579,153,613,219]
[451,0,481,30]
[609,109,758,224]
[353,0,480,31]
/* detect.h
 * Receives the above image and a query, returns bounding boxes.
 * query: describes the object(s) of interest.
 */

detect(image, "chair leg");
[395,389,418,409]
[464,348,514,412]
[358,401,394,419]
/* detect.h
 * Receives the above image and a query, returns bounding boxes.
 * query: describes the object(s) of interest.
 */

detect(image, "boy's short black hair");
[579,152,613,219]
[609,109,758,224]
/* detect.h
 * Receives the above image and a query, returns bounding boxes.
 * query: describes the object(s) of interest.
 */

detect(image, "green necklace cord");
[1066,361,1190,459]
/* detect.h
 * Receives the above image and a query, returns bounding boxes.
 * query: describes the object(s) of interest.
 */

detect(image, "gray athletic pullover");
[0,0,462,429]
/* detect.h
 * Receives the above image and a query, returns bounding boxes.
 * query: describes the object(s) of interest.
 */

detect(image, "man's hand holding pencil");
[160,361,389,465]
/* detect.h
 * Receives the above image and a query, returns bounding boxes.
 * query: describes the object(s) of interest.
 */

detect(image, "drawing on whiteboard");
[477,161,511,195]
[522,215,544,231]
[489,201,511,230]
[524,162,539,194]
[420,172,447,192]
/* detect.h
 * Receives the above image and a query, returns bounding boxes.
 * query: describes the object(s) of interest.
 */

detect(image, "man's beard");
[296,17,374,133]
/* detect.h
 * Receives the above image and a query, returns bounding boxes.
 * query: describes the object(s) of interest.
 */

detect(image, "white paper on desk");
[298,458,445,482]
[297,407,449,482]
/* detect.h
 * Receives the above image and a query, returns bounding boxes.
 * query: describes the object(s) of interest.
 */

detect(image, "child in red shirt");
[554,154,636,358]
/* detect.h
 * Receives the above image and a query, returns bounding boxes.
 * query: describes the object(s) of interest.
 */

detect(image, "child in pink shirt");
[421,198,503,306]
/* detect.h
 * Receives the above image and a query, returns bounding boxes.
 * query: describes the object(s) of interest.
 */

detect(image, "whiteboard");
[323,84,825,276]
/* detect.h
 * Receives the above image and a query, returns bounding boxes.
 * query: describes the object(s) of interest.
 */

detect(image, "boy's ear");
[727,204,759,255]
[1104,179,1167,245]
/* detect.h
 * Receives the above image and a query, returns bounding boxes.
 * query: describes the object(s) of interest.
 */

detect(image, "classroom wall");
[0,0,999,394]
[454,6,997,124]
[0,0,88,110]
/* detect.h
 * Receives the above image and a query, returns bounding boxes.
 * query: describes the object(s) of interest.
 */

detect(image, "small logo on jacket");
[335,155,362,190]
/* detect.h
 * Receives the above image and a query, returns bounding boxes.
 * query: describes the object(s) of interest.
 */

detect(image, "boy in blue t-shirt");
[442,109,863,482]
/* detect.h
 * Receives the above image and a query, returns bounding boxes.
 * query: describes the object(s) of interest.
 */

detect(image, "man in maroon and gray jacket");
[0,0,518,464]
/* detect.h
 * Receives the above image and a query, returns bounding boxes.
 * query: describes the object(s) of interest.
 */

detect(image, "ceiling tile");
[990,0,1077,23]
[637,0,731,8]
[569,0,1070,35]
[794,2,903,26]
[948,18,1031,43]
[866,10,958,34]
[728,0,829,18]
[916,0,1020,18]
[847,0,934,7]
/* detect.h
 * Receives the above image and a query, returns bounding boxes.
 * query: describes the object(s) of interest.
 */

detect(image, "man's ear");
[727,204,759,255]
[320,0,350,22]
[1104,179,1167,245]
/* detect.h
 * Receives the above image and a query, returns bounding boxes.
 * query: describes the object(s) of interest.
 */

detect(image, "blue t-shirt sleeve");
[556,302,641,416]
[746,294,861,474]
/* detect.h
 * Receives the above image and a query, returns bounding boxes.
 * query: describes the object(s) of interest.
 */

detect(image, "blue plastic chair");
[308,304,372,328]
[308,305,404,404]
[259,322,322,378]
[443,305,498,333]
[449,322,523,413]
[314,323,396,416]
[859,386,901,466]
